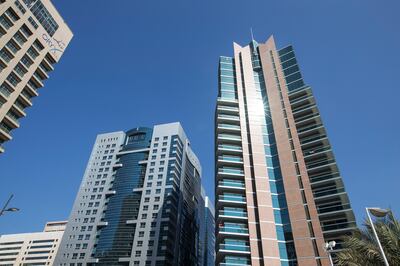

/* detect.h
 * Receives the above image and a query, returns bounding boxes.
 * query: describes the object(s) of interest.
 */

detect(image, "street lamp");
[324,241,336,266]
[366,207,390,266]
[0,194,19,217]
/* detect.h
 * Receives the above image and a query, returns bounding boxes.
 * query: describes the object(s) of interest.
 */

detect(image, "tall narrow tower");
[0,0,73,153]
[215,36,356,266]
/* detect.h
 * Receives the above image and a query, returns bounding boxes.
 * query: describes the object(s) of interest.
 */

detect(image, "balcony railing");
[219,180,245,188]
[219,194,246,203]
[219,209,247,218]
[219,244,250,252]
[219,226,249,234]
[218,134,241,141]
[218,144,242,152]
[218,156,243,163]
[218,168,244,175]
[218,114,240,120]
[218,124,240,130]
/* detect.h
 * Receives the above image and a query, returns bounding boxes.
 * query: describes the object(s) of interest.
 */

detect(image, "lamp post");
[324,241,336,266]
[0,194,19,217]
[366,207,390,266]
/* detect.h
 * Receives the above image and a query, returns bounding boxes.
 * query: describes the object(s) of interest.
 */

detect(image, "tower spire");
[250,27,255,41]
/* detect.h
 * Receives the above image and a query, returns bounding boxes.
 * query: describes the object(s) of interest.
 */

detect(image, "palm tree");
[336,211,400,266]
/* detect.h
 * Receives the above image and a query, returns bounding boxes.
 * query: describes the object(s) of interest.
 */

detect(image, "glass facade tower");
[215,36,356,266]
[55,122,209,266]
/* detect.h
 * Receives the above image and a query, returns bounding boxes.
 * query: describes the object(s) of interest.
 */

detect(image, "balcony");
[218,133,242,143]
[218,193,246,206]
[217,167,244,178]
[0,84,13,100]
[219,242,250,254]
[217,97,238,105]
[218,143,242,152]
[218,180,245,189]
[19,91,33,107]
[219,223,249,237]
[217,105,239,114]
[31,73,44,88]
[97,221,108,228]
[25,84,39,97]
[218,209,248,221]
[218,155,243,167]
[0,15,13,31]
[41,58,54,71]
[4,112,20,128]
[0,123,12,141]
[12,102,26,117]
[217,114,240,123]
[36,65,49,79]
[217,123,241,133]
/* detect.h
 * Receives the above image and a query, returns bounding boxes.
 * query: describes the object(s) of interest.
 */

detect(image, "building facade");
[214,36,356,266]
[55,122,207,266]
[0,0,72,153]
[202,195,215,266]
[0,221,67,265]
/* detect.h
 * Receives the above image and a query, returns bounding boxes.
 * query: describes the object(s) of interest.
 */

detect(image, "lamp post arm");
[366,208,390,266]
[0,194,13,216]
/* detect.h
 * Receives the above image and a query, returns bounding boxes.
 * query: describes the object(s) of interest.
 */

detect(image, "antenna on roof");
[250,27,255,41]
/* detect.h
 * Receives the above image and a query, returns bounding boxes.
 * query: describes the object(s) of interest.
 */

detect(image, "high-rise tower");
[55,122,208,266]
[0,0,72,153]
[215,36,356,266]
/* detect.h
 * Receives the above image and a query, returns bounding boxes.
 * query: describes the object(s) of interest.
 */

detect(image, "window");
[162,142,167,146]
[156,189,161,194]
[140,222,146,228]
[163,136,168,140]
[143,205,149,211]
[161,154,166,159]
[29,0,59,36]
[154,137,159,141]
[162,148,167,152]
[158,167,164,172]
[151,155,156,160]
[145,190,151,195]
[158,174,163,179]
[152,213,157,218]
[144,197,150,203]
[142,214,147,219]
[150,162,155,166]
[135,251,141,257]
[153,205,159,210]
[139,231,144,237]
[137,241,143,247]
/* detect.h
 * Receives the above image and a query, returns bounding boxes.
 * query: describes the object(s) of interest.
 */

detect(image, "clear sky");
[1,0,399,235]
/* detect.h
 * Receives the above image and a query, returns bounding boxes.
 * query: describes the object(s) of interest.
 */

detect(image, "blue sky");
[1,0,399,234]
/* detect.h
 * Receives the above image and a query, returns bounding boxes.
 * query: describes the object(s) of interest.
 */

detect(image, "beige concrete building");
[0,221,67,265]
[0,0,72,154]
[215,36,356,266]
